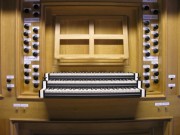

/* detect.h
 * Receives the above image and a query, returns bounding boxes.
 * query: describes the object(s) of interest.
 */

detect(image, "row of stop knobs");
[23,3,40,17]
[142,3,160,89]
[144,22,159,56]
[24,64,39,88]
[24,24,39,56]
[144,64,159,88]
[23,2,40,89]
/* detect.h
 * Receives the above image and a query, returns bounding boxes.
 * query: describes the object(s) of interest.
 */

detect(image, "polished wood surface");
[0,0,180,135]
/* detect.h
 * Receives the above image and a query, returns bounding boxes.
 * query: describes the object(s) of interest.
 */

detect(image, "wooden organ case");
[2,0,180,134]
[17,1,165,98]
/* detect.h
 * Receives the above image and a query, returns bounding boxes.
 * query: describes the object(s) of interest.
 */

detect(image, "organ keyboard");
[39,72,145,98]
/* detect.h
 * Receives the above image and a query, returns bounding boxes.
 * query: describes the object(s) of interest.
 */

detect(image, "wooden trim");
[178,0,180,96]
[163,118,174,135]
[159,0,167,97]
[54,17,60,59]
[41,0,142,3]
[0,0,3,98]
[58,54,127,60]
[15,0,23,99]
[56,34,126,39]
[122,16,129,59]
[9,117,173,135]
[10,116,173,123]
[89,20,94,55]
[10,121,18,135]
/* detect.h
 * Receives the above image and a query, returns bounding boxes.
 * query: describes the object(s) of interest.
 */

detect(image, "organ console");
[1,0,180,134]
[16,0,166,99]
[39,72,145,98]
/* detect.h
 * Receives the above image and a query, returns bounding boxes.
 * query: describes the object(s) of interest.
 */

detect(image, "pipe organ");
[1,0,180,134]
[15,0,165,99]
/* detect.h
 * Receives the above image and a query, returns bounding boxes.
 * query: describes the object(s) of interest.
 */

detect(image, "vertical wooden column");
[178,0,180,95]
[0,0,2,97]
[0,0,16,97]
[54,18,60,59]
[165,0,178,94]
[89,20,94,56]
[122,17,129,59]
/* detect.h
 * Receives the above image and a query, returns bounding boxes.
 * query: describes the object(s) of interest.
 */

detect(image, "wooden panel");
[0,0,17,98]
[94,19,123,34]
[94,39,124,54]
[1,0,180,135]
[164,0,178,96]
[42,3,140,69]
[178,0,180,95]
[0,0,2,98]
[60,39,89,54]
[9,118,173,135]
[60,19,89,34]
[41,0,143,2]
[0,120,8,135]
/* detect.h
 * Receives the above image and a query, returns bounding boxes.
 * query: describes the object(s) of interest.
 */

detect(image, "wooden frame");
[54,16,129,64]
[10,117,173,135]
[0,0,18,98]
[41,2,141,66]
[41,1,166,98]
[14,0,168,99]
[0,0,3,98]
[178,0,180,96]
[15,1,142,99]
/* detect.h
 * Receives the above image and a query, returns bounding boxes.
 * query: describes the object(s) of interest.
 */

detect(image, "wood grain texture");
[1,0,180,135]
[54,16,129,63]
[0,0,2,98]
